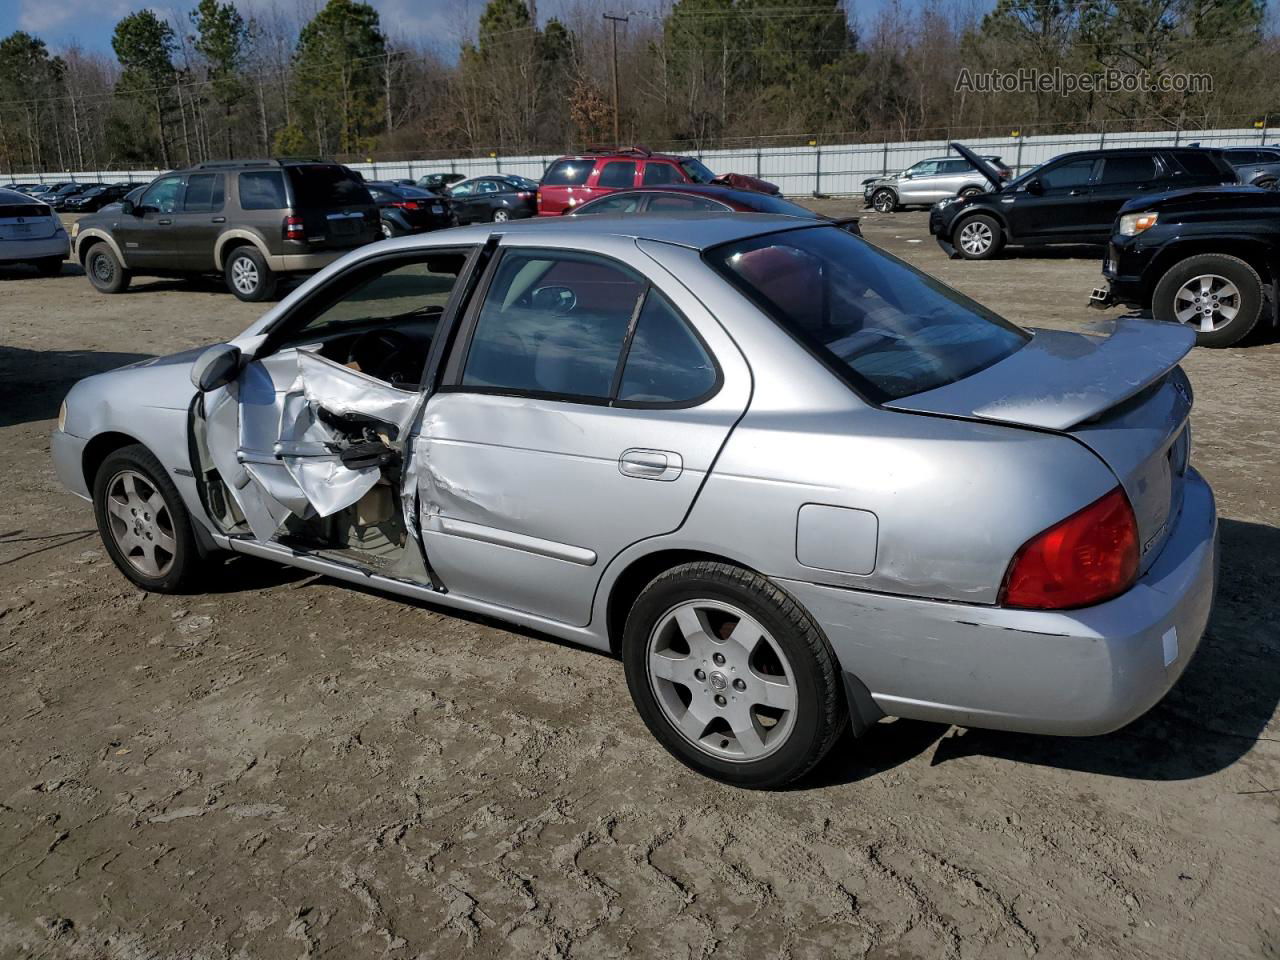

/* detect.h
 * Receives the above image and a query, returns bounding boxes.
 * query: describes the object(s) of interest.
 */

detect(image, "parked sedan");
[0,188,70,274]
[60,183,135,214]
[364,180,450,236]
[52,215,1216,788]
[446,175,538,224]
[48,182,100,211]
[569,184,861,234]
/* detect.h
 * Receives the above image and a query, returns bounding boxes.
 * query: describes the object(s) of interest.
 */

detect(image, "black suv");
[930,142,1237,259]
[1090,184,1279,347]
[72,159,378,301]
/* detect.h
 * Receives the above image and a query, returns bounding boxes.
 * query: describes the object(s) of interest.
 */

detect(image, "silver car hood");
[885,318,1194,432]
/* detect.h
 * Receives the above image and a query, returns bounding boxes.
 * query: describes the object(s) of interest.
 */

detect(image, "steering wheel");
[345,329,425,386]
[529,285,577,314]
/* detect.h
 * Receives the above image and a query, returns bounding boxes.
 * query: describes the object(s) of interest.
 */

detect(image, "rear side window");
[1229,150,1263,164]
[462,251,645,399]
[184,173,224,212]
[575,194,644,214]
[642,162,681,185]
[543,159,591,186]
[709,226,1028,403]
[618,290,717,404]
[647,194,724,212]
[286,165,370,207]
[1097,154,1159,184]
[239,171,286,210]
[598,161,636,188]
[1174,151,1230,178]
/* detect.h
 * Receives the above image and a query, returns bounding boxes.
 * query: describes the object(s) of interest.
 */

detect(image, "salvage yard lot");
[1,205,1277,959]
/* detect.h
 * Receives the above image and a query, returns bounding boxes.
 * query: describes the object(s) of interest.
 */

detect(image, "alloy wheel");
[1174,273,1240,333]
[872,190,894,213]
[381,220,393,239]
[103,469,177,578]
[493,208,510,222]
[959,219,993,256]
[230,255,259,295]
[646,599,797,762]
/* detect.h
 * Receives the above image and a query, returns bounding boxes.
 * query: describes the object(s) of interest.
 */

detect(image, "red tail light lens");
[391,200,420,210]
[283,215,305,241]
[517,191,533,198]
[1000,486,1139,610]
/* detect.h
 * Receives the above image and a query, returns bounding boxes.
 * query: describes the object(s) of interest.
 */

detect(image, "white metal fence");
[7,125,1277,198]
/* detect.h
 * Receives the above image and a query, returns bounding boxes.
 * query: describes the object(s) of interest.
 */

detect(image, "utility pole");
[603,13,629,146]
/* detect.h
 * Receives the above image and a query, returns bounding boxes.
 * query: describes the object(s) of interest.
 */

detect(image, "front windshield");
[679,158,716,183]
[708,226,1028,402]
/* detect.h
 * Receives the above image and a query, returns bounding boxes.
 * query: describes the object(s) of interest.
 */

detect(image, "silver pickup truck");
[863,155,1011,212]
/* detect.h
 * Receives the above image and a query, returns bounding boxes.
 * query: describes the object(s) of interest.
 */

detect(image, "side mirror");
[1025,178,1045,195]
[119,200,137,216]
[190,343,242,392]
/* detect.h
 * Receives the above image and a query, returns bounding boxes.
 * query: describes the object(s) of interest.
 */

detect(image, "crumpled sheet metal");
[296,350,421,427]
[276,388,381,519]
[204,382,294,542]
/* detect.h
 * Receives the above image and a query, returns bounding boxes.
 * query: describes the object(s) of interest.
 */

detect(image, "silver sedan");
[52,214,1217,788]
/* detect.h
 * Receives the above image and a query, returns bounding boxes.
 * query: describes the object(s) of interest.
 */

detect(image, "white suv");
[863,156,1010,212]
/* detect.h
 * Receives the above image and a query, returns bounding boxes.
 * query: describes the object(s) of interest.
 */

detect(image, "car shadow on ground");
[1000,244,1106,261]
[0,261,83,280]
[808,517,1279,788]
[0,344,154,428]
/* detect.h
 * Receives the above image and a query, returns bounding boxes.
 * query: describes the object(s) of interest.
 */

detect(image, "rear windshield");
[286,164,371,207]
[543,159,591,186]
[1173,151,1233,179]
[708,226,1028,402]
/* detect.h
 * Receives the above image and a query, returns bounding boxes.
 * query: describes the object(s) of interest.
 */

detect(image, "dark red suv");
[537,147,776,215]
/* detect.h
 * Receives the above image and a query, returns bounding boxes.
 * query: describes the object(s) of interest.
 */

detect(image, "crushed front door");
[203,348,423,542]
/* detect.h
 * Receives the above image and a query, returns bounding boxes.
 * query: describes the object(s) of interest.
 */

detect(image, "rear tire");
[1151,253,1263,348]
[380,219,396,239]
[85,242,131,293]
[622,561,848,789]
[959,186,983,199]
[93,444,207,593]
[953,214,1004,260]
[492,208,511,222]
[33,256,63,276]
[224,245,277,302]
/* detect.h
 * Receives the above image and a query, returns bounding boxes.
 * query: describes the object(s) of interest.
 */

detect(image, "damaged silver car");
[53,215,1218,788]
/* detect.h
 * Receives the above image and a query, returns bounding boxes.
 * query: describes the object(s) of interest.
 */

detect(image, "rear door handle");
[212,216,226,223]
[1068,189,1087,196]
[157,218,172,225]
[619,448,683,482]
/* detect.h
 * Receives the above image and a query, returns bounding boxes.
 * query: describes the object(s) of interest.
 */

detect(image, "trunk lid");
[0,202,58,240]
[886,318,1195,572]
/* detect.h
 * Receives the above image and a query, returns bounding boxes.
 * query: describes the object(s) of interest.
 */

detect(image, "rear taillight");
[517,191,533,199]
[283,215,305,241]
[1000,486,1139,610]
[391,200,420,210]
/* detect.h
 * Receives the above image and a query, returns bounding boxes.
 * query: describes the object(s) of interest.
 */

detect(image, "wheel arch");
[1146,240,1278,305]
[76,229,127,267]
[82,431,145,492]
[214,230,271,271]
[604,547,762,657]
[952,205,1009,233]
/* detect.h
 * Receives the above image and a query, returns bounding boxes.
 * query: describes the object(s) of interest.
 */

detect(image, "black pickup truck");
[1090,184,1279,347]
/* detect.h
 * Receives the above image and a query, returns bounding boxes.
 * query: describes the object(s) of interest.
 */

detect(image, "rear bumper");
[0,234,69,262]
[779,468,1217,737]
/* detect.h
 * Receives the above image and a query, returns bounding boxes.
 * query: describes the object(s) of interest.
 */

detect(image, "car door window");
[1231,150,1262,165]
[543,160,591,185]
[476,180,500,194]
[238,171,287,210]
[646,194,725,212]
[183,173,224,212]
[642,162,681,185]
[1038,159,1095,190]
[598,161,636,188]
[140,176,184,213]
[460,250,645,399]
[617,289,718,405]
[908,161,939,178]
[941,159,970,174]
[450,181,475,197]
[1096,155,1158,184]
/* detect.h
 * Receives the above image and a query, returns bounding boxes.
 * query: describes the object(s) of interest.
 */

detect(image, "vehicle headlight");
[1118,212,1158,236]
[57,400,67,432]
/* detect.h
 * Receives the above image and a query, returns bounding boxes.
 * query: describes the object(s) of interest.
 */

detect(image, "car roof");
[0,188,48,205]
[432,211,821,249]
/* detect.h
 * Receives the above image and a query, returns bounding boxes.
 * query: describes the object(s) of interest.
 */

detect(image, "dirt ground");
[1,206,1277,960]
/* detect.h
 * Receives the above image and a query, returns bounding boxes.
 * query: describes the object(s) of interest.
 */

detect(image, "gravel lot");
[1,206,1277,960]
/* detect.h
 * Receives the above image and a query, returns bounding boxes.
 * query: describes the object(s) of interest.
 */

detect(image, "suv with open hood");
[72,159,378,301]
[930,142,1237,260]
[862,154,1010,212]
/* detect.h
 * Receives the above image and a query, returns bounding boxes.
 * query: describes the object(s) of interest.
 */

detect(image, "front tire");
[224,245,277,302]
[622,561,848,789]
[93,444,207,593]
[85,242,131,293]
[1254,177,1277,191]
[871,189,897,213]
[953,214,1004,260]
[1152,253,1263,347]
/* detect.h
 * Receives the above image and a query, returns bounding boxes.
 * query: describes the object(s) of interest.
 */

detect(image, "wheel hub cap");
[646,599,797,762]
[104,470,175,578]
[231,257,258,294]
[960,221,992,254]
[1173,273,1239,333]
